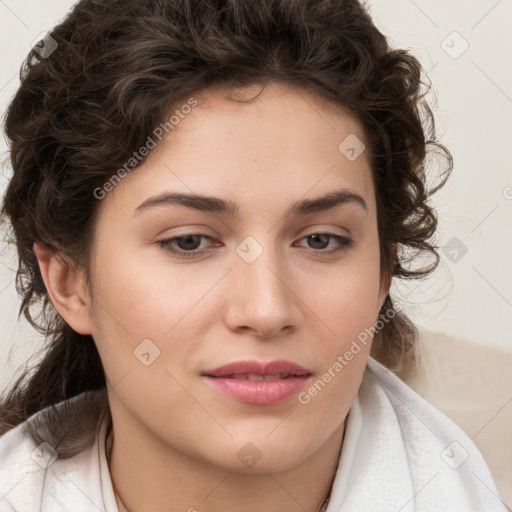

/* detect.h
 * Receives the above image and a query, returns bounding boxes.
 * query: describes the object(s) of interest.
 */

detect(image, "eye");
[295,233,353,255]
[156,232,353,259]
[156,234,216,258]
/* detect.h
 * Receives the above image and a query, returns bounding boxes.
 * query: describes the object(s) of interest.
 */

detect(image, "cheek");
[297,245,383,346]
[88,240,217,392]
[89,237,199,336]
[293,256,381,426]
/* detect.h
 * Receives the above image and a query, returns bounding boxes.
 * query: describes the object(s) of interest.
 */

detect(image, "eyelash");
[156,232,353,259]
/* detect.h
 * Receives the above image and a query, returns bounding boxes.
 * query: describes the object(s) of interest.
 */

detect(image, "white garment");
[0,357,507,511]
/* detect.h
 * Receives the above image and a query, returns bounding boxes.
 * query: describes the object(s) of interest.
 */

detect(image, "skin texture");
[34,82,390,512]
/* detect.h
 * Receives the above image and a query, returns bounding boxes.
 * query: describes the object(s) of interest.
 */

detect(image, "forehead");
[181,81,368,155]
[99,81,375,221]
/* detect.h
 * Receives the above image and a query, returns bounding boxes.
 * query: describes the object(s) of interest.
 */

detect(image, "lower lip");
[202,375,311,405]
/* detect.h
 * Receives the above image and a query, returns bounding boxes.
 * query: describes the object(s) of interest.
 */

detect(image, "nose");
[223,242,301,339]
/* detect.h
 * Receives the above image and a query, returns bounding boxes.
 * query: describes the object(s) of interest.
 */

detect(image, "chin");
[201,433,317,474]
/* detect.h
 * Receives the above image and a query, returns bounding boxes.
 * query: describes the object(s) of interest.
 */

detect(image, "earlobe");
[33,242,93,335]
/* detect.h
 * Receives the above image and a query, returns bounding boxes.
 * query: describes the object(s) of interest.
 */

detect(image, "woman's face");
[84,82,389,473]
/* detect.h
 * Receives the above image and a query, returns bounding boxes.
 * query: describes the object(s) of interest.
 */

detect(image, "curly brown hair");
[0,0,451,453]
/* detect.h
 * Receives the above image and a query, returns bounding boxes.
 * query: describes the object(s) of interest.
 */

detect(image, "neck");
[106,408,345,512]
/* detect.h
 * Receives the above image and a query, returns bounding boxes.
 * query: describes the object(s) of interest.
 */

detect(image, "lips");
[201,359,311,379]
[225,373,297,381]
[201,360,312,405]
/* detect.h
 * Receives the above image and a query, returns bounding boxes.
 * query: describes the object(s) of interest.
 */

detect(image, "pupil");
[309,234,328,249]
[178,235,201,250]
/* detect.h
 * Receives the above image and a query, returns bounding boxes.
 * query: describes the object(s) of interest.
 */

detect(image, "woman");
[0,0,506,511]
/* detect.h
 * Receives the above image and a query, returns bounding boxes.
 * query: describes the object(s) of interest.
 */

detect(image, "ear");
[33,242,93,335]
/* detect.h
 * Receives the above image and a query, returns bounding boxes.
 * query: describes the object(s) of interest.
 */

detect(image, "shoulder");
[359,357,508,511]
[365,356,486,446]
[0,390,110,511]
[363,356,483,459]
[0,418,44,511]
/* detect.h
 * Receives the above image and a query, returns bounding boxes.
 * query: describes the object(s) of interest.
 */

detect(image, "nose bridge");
[227,233,298,336]
[237,234,288,303]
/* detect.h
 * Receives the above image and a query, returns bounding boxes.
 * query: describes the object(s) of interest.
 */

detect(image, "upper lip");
[202,360,311,378]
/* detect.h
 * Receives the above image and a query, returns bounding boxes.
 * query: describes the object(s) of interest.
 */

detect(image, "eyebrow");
[133,188,368,218]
